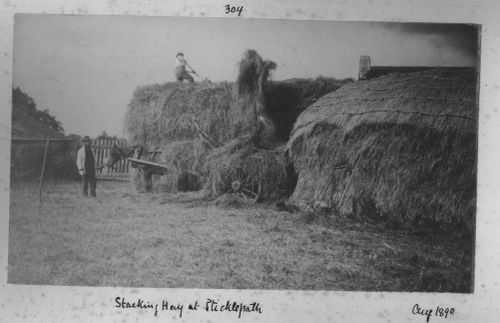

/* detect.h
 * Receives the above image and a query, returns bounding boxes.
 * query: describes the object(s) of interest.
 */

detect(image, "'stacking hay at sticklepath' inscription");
[115,297,263,319]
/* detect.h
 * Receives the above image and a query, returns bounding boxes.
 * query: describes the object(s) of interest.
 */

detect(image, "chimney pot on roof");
[359,55,371,80]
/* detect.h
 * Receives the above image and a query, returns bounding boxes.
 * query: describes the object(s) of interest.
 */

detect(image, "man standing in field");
[175,52,196,83]
[76,136,97,198]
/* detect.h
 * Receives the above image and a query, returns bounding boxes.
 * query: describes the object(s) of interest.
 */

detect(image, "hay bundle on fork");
[203,50,293,203]
[232,50,278,148]
[287,68,478,228]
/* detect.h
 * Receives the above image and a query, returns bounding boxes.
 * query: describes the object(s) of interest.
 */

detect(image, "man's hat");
[81,136,91,143]
[176,52,184,57]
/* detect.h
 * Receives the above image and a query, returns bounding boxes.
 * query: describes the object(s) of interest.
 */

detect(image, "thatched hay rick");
[287,68,477,228]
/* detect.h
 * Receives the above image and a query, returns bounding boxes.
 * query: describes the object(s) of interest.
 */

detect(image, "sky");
[12,15,479,137]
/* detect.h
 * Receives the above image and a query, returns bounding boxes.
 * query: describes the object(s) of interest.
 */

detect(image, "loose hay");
[144,139,210,193]
[213,194,247,208]
[205,139,293,202]
[287,68,478,228]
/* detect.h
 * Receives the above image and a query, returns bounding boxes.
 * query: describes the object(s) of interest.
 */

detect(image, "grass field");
[8,181,474,292]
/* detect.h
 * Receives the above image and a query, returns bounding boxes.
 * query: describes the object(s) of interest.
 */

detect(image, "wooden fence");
[92,137,130,181]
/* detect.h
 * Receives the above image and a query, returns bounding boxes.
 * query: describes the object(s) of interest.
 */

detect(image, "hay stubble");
[8,182,472,292]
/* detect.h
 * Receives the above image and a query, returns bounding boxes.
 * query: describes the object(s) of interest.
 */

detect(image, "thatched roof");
[365,66,472,80]
[287,68,478,227]
[290,68,477,144]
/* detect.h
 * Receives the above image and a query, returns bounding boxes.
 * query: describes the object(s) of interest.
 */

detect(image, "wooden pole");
[39,137,50,206]
[337,156,360,211]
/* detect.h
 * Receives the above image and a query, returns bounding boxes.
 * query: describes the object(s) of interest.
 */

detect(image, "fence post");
[39,137,50,206]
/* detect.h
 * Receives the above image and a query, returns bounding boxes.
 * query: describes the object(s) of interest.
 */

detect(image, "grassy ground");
[8,181,474,292]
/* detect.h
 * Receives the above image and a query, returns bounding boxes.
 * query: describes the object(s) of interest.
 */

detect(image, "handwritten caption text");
[412,303,455,322]
[115,297,262,319]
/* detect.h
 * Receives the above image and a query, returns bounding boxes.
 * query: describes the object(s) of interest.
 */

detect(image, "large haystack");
[124,50,353,200]
[124,50,280,194]
[287,68,477,227]
[124,51,280,149]
[125,81,235,146]
[124,51,353,148]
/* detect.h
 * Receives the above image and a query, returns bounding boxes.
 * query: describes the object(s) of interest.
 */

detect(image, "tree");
[12,87,64,133]
[12,87,36,113]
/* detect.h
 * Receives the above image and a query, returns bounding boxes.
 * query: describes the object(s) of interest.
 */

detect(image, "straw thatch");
[287,68,477,227]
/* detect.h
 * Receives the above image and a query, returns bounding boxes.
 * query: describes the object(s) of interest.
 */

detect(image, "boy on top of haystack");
[175,52,197,83]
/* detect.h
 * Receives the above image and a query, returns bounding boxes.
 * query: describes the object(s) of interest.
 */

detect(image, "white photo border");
[1,0,499,322]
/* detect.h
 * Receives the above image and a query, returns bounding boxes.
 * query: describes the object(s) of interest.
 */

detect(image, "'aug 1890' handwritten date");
[224,5,244,16]
[412,303,455,322]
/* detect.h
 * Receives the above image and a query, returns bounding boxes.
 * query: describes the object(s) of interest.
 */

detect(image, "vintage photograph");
[8,15,478,292]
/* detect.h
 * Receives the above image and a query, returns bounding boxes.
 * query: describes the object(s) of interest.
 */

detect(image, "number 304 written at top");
[225,5,244,16]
